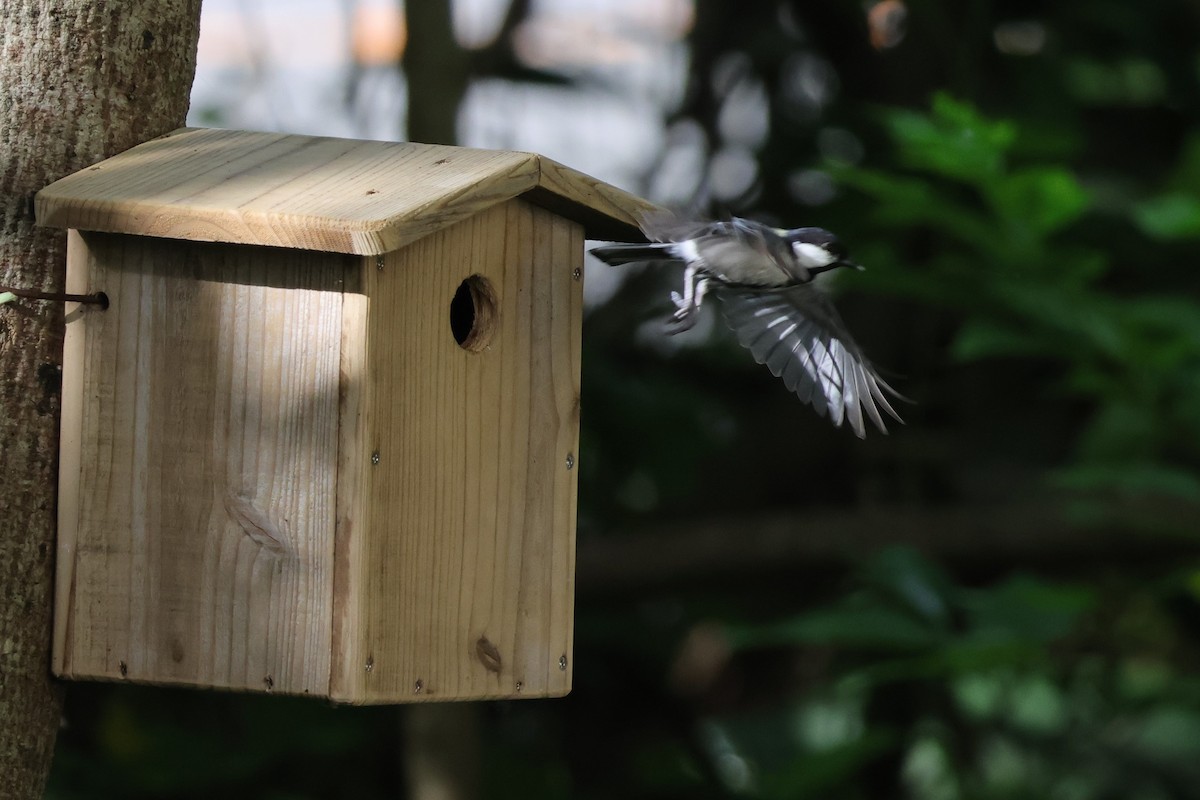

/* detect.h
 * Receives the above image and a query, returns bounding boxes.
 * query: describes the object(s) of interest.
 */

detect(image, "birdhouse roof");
[36,127,655,255]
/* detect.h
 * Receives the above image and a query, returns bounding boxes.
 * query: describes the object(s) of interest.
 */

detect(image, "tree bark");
[0,2,202,796]
[403,0,468,144]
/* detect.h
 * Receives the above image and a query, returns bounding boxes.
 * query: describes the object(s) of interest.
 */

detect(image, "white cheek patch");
[793,242,836,268]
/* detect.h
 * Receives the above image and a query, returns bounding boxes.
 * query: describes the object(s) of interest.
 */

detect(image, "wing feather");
[639,210,730,243]
[838,341,864,437]
[856,362,887,434]
[718,285,903,436]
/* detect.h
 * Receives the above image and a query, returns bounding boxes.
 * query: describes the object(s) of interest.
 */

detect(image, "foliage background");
[47,0,1200,797]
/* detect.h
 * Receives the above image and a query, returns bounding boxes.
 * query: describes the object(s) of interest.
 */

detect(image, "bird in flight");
[590,212,904,437]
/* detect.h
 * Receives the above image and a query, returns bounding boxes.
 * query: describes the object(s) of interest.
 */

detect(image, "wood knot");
[475,636,502,674]
[224,492,292,557]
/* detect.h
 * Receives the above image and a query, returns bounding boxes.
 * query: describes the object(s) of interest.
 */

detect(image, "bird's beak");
[844,260,866,271]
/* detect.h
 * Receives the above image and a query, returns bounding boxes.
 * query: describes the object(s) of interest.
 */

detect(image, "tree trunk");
[403,0,469,144]
[400,6,481,797]
[402,704,481,800]
[0,2,202,796]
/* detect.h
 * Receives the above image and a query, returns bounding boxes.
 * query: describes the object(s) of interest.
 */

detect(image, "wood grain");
[36,127,655,255]
[55,232,350,695]
[331,198,581,703]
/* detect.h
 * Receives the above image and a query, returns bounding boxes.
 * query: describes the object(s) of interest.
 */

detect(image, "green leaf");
[1134,192,1200,240]
[0,292,15,305]
[1161,132,1200,192]
[860,547,954,626]
[989,282,1128,361]
[1074,401,1165,461]
[832,166,997,248]
[1006,674,1069,733]
[1122,296,1200,351]
[952,321,1064,361]
[959,575,1095,643]
[884,93,1015,182]
[988,167,1090,234]
[1052,463,1200,501]
[937,638,1052,673]
[1132,708,1200,760]
[731,604,943,651]
[1065,56,1168,107]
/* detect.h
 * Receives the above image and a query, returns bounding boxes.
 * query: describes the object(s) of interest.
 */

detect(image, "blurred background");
[48,0,1200,797]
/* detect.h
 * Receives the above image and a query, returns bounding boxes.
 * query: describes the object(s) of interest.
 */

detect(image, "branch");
[577,499,1200,595]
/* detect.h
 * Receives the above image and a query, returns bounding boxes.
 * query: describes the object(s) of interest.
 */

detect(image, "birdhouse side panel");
[55,232,351,696]
[331,199,581,703]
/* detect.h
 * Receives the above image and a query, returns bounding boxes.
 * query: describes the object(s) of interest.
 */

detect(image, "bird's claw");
[665,273,708,335]
[664,310,698,334]
[665,300,699,334]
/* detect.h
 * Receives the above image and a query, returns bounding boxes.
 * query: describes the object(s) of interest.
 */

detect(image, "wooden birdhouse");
[37,127,651,704]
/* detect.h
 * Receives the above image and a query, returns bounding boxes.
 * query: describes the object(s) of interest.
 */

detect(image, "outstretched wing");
[638,209,731,243]
[718,285,903,437]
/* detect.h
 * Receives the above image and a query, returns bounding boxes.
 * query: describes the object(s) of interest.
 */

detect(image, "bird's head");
[787,227,864,274]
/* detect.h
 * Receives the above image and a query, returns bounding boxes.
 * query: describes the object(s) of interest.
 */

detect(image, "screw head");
[413,679,424,694]
[375,256,385,272]
[572,266,582,281]
[565,452,575,470]
[371,451,380,465]
[558,654,568,671]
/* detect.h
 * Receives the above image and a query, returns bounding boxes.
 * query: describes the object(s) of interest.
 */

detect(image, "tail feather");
[589,242,678,266]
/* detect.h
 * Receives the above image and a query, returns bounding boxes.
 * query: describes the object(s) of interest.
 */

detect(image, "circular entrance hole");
[450,275,498,352]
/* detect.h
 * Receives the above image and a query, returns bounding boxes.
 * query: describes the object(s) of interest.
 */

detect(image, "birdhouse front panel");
[39,126,654,703]
[331,200,582,703]
[56,230,353,696]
